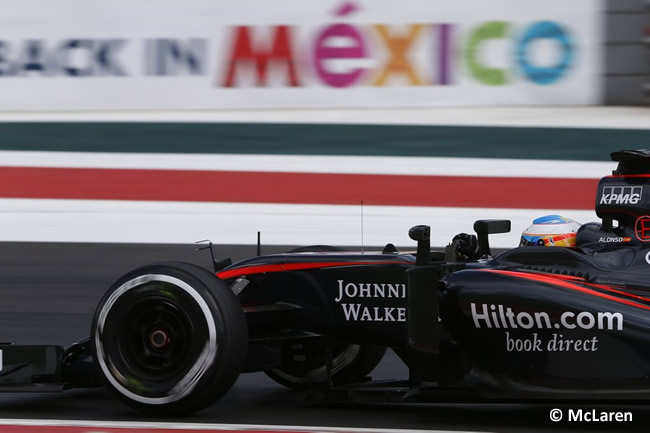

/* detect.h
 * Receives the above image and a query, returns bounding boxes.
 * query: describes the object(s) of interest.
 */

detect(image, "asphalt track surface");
[1,242,649,432]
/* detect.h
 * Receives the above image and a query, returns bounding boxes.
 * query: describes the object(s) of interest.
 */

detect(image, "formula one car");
[1,149,649,415]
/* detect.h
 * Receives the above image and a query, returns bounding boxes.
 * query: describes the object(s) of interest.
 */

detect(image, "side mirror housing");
[409,225,431,266]
[473,219,511,235]
[409,225,430,242]
[473,219,511,257]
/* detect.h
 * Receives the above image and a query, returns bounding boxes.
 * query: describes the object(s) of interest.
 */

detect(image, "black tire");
[91,262,247,415]
[265,344,386,390]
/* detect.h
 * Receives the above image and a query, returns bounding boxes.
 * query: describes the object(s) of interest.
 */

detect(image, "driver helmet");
[520,215,581,247]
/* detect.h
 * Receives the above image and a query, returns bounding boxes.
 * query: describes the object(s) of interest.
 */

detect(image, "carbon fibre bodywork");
[220,253,414,347]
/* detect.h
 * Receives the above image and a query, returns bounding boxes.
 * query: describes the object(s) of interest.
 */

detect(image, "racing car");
[1,149,649,415]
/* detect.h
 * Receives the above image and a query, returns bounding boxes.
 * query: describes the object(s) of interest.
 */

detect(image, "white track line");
[0,199,597,247]
[0,106,647,129]
[0,151,613,179]
[0,419,492,433]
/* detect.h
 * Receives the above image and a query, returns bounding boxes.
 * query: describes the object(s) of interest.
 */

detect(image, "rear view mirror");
[409,225,431,266]
[473,219,511,235]
[473,219,511,257]
[409,225,431,242]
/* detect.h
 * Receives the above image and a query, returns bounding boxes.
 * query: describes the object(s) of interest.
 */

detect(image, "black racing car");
[1,149,649,415]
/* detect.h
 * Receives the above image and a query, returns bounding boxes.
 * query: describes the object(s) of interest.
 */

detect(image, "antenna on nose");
[361,200,364,254]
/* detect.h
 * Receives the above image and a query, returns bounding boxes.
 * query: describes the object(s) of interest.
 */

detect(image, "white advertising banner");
[0,0,603,110]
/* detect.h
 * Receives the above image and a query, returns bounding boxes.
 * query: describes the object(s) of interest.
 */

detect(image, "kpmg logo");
[600,186,643,205]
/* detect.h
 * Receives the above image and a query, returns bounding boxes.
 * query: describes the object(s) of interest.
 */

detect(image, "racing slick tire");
[265,344,386,390]
[91,262,247,415]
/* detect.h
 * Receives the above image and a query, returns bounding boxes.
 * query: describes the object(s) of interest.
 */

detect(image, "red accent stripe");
[529,272,585,282]
[0,166,598,209]
[484,269,650,311]
[217,260,408,279]
[582,282,650,303]
[518,271,650,303]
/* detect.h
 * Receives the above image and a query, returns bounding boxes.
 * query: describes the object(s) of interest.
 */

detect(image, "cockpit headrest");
[595,150,649,234]
[611,149,650,175]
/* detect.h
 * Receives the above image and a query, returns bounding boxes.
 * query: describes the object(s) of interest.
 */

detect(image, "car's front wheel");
[91,262,247,415]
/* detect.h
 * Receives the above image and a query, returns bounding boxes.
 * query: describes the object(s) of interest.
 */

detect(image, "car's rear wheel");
[265,343,386,390]
[91,262,247,415]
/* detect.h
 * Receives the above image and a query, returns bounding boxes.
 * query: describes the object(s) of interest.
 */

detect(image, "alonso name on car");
[599,236,632,243]
[600,186,643,205]
[646,251,650,265]
[471,303,623,331]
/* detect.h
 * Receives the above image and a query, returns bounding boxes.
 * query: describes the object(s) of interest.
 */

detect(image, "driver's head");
[520,215,581,247]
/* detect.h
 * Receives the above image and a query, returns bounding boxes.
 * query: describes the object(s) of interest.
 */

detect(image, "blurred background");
[0,0,648,250]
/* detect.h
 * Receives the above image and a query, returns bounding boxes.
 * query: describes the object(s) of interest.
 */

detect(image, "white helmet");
[520,215,581,247]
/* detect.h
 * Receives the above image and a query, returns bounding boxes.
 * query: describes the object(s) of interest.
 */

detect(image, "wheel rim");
[94,274,218,405]
[120,297,194,381]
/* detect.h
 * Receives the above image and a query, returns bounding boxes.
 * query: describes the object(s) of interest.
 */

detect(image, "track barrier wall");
[0,0,604,109]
